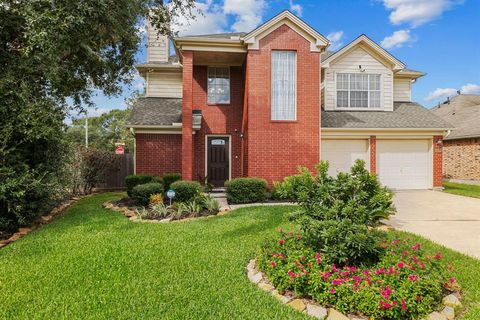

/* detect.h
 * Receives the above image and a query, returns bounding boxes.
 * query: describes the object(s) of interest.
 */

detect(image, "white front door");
[321,139,369,176]
[377,140,431,190]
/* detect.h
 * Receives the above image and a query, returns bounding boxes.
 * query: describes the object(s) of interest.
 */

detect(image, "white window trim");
[207,66,231,105]
[334,72,383,111]
[271,50,297,121]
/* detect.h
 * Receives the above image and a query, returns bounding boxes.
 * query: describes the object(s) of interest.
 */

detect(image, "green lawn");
[444,181,480,199]
[0,193,479,319]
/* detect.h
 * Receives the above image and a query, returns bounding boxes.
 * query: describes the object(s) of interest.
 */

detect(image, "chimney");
[146,18,169,63]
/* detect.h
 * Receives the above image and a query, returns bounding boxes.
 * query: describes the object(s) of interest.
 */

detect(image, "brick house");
[431,94,480,181]
[126,10,451,190]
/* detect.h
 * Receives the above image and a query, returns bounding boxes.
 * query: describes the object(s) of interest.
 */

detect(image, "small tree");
[80,148,119,194]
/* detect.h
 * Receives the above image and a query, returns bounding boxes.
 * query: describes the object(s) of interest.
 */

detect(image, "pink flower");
[402,251,409,256]
[287,270,295,277]
[323,271,331,282]
[412,243,421,250]
[315,252,322,264]
[393,239,400,245]
[408,275,419,282]
[279,239,285,246]
[330,288,336,294]
[270,261,276,267]
[434,252,442,260]
[332,278,344,285]
[419,262,425,269]
[416,295,421,302]
[401,299,407,311]
[449,277,456,283]
[331,264,339,273]
[380,286,393,300]
[379,300,392,310]
[374,268,385,275]
[363,270,370,276]
[397,261,404,269]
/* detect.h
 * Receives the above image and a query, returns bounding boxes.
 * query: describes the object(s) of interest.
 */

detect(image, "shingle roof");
[126,97,182,126]
[431,94,480,140]
[321,102,452,129]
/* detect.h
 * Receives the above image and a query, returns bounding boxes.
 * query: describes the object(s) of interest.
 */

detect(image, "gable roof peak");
[243,10,329,52]
[322,34,406,70]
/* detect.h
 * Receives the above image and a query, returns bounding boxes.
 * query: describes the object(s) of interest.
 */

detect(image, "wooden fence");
[95,153,134,190]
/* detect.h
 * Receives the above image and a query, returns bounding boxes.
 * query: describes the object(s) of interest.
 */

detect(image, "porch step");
[210,192,227,199]
[211,187,226,193]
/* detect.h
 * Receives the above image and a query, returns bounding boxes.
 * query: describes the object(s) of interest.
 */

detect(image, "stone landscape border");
[0,196,84,250]
[246,259,462,320]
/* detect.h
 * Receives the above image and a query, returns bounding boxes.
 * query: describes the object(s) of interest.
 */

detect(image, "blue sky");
[85,0,480,118]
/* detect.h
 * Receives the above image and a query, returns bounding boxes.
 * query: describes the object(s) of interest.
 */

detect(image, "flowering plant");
[258,231,459,320]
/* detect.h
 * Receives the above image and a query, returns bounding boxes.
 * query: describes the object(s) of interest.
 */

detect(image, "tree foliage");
[0,0,198,232]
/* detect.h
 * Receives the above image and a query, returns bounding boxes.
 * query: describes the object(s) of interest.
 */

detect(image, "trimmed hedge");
[170,180,202,202]
[162,173,181,191]
[131,182,164,205]
[125,174,159,197]
[225,177,267,204]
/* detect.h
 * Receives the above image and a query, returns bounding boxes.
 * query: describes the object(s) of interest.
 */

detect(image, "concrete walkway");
[389,190,480,259]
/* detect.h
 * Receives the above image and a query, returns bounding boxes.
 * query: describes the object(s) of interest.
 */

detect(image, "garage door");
[377,140,431,190]
[321,140,369,176]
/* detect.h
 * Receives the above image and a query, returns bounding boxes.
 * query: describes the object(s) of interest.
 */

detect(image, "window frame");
[271,50,297,121]
[207,66,231,105]
[335,73,382,110]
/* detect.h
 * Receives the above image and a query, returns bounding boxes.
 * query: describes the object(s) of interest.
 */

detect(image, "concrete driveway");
[389,190,480,259]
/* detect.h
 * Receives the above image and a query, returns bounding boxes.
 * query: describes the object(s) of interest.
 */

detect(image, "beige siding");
[147,72,182,98]
[147,21,169,62]
[393,77,412,102]
[323,46,394,111]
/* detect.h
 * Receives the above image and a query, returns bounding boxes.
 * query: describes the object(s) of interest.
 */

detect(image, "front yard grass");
[0,193,479,319]
[443,181,480,199]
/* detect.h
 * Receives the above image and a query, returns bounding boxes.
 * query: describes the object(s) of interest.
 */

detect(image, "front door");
[207,137,230,187]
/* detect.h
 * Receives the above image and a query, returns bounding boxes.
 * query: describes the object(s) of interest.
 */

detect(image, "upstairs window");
[337,73,381,108]
[271,51,296,120]
[208,67,230,104]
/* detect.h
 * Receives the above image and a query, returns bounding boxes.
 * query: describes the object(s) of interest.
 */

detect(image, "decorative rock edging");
[102,200,230,224]
[0,196,84,250]
[246,259,461,320]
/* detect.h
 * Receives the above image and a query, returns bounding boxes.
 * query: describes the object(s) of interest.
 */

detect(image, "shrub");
[289,160,395,265]
[125,174,159,197]
[170,180,202,202]
[149,193,163,205]
[225,177,267,204]
[131,182,164,205]
[258,231,457,320]
[162,173,181,191]
[272,167,315,201]
[80,148,119,194]
[201,194,220,214]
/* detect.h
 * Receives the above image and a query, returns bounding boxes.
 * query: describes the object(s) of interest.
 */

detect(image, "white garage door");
[377,140,431,190]
[322,139,369,176]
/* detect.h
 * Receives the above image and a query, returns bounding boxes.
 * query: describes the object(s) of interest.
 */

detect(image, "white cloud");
[382,0,463,27]
[173,0,228,36]
[289,0,303,17]
[425,88,458,102]
[224,0,266,32]
[424,83,480,102]
[461,83,480,94]
[326,31,344,51]
[380,29,412,49]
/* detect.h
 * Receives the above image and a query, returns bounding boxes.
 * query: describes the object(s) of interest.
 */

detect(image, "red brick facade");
[433,135,444,188]
[245,24,320,184]
[443,138,480,180]
[192,65,244,181]
[135,134,182,176]
[369,136,376,174]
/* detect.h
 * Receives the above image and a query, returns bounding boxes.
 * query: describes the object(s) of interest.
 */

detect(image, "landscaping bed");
[0,193,479,319]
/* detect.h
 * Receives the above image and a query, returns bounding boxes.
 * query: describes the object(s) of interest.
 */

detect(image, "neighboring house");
[431,94,480,181]
[126,10,451,190]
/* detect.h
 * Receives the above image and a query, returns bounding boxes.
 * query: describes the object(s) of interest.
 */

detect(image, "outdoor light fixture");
[359,65,365,72]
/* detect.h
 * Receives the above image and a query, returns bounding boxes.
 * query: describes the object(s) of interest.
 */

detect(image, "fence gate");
[96,153,134,190]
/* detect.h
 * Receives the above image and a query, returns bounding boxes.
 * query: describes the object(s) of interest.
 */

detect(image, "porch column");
[433,135,443,188]
[369,136,376,174]
[181,51,194,180]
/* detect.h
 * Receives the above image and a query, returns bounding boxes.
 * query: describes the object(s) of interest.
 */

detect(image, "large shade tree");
[0,0,196,234]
